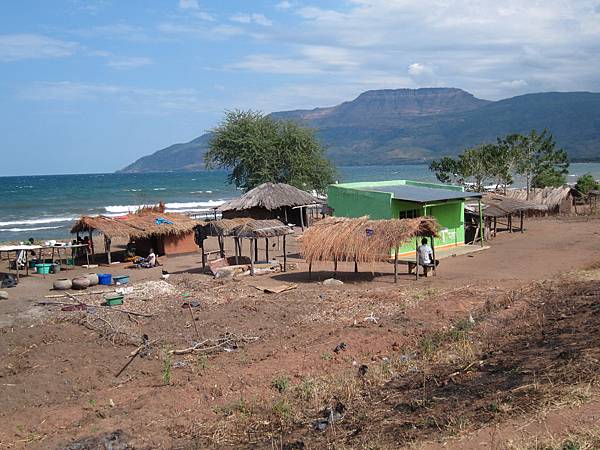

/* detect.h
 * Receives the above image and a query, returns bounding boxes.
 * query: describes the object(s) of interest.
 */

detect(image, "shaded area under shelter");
[300,216,438,282]
[194,218,294,274]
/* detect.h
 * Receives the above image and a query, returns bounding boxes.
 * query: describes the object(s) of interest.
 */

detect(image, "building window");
[399,209,421,219]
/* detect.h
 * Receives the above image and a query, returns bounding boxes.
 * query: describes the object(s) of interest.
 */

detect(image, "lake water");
[1,163,599,243]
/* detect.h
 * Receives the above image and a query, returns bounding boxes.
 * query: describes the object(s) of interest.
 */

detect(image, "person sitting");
[135,248,158,268]
[417,238,438,276]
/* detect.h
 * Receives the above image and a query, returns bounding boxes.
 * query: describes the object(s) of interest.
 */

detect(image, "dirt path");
[0,217,599,449]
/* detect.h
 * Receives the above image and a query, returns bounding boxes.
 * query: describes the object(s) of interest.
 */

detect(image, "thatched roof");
[235,220,294,238]
[504,187,572,210]
[466,193,548,218]
[218,183,319,212]
[300,216,438,264]
[71,212,199,239]
[197,218,292,239]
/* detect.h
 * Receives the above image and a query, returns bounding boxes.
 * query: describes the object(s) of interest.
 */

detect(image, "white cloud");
[0,34,78,62]
[21,81,214,114]
[107,56,153,69]
[178,0,199,10]
[158,22,243,39]
[276,1,293,10]
[408,63,432,77]
[230,13,273,26]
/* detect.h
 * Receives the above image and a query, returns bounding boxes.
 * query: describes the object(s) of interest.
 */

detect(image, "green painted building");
[327,180,482,257]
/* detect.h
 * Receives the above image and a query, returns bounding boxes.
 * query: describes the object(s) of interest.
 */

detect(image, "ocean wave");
[105,200,225,214]
[0,226,63,232]
[153,188,167,191]
[0,216,76,227]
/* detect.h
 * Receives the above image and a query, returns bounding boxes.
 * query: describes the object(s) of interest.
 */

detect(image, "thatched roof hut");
[466,194,548,218]
[217,183,321,227]
[301,216,437,264]
[72,212,199,239]
[72,212,200,260]
[504,187,573,214]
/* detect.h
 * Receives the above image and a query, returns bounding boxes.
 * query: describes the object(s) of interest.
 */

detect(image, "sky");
[1,0,599,176]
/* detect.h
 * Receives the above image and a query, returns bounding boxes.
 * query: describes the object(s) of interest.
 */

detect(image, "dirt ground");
[1,216,600,449]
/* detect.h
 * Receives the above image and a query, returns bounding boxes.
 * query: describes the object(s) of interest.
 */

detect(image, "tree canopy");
[204,110,336,193]
[430,129,569,195]
[575,173,600,196]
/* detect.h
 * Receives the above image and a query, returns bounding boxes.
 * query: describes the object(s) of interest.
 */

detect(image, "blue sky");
[1,0,599,176]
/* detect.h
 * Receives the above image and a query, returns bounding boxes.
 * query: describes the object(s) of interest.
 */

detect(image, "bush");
[575,173,600,195]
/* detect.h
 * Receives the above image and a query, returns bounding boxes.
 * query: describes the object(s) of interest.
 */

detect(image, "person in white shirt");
[417,238,435,276]
[146,249,157,267]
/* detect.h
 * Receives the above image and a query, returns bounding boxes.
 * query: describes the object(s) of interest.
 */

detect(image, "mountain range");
[119,87,600,173]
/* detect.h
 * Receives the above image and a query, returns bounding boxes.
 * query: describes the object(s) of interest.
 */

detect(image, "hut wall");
[163,232,198,255]
[134,236,165,257]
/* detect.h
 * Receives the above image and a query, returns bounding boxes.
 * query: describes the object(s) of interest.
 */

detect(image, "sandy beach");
[1,215,600,448]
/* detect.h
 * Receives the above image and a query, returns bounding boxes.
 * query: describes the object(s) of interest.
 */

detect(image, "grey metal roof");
[363,185,483,203]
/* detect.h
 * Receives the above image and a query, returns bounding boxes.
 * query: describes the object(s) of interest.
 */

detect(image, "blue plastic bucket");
[97,273,112,285]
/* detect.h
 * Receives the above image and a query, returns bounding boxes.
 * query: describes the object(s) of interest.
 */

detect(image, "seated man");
[417,238,438,276]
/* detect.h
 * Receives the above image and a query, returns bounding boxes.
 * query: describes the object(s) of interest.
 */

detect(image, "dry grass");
[505,426,600,450]
[300,216,438,264]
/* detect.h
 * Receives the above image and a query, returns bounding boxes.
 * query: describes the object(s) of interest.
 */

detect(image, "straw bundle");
[301,216,438,263]
[504,187,572,210]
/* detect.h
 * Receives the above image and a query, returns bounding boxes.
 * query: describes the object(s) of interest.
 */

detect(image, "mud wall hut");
[71,212,200,262]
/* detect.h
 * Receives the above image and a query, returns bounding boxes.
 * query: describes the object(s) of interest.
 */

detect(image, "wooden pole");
[431,236,436,276]
[508,214,512,233]
[520,211,524,233]
[478,199,484,247]
[494,217,497,237]
[200,239,206,270]
[234,237,239,265]
[218,236,224,258]
[394,248,398,283]
[254,239,258,262]
[415,239,419,280]
[354,256,358,273]
[250,239,255,276]
[104,236,112,265]
[300,207,305,231]
[333,257,338,278]
[265,238,269,261]
[283,234,287,272]
[89,230,95,263]
[308,261,312,279]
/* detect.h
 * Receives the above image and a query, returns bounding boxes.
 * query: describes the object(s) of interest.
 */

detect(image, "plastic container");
[35,263,53,275]
[97,273,112,285]
[104,294,124,306]
[113,275,130,285]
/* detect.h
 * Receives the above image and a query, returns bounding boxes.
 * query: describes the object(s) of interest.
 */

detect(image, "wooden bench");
[397,259,438,277]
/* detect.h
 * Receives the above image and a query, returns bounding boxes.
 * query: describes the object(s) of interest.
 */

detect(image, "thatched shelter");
[71,212,200,262]
[504,187,573,214]
[217,182,321,228]
[194,218,294,273]
[465,193,548,241]
[300,216,438,282]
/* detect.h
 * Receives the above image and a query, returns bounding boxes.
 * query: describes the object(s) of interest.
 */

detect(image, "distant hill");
[119,88,600,173]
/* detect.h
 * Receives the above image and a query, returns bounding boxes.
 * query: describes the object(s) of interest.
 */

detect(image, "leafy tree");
[205,110,336,193]
[512,129,569,194]
[575,173,600,195]
[429,156,466,185]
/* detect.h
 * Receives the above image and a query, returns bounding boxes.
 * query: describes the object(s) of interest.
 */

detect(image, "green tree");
[512,129,569,194]
[429,156,466,185]
[205,110,336,193]
[575,173,600,195]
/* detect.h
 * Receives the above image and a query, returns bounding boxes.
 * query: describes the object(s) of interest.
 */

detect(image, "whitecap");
[0,226,63,232]
[0,217,76,227]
